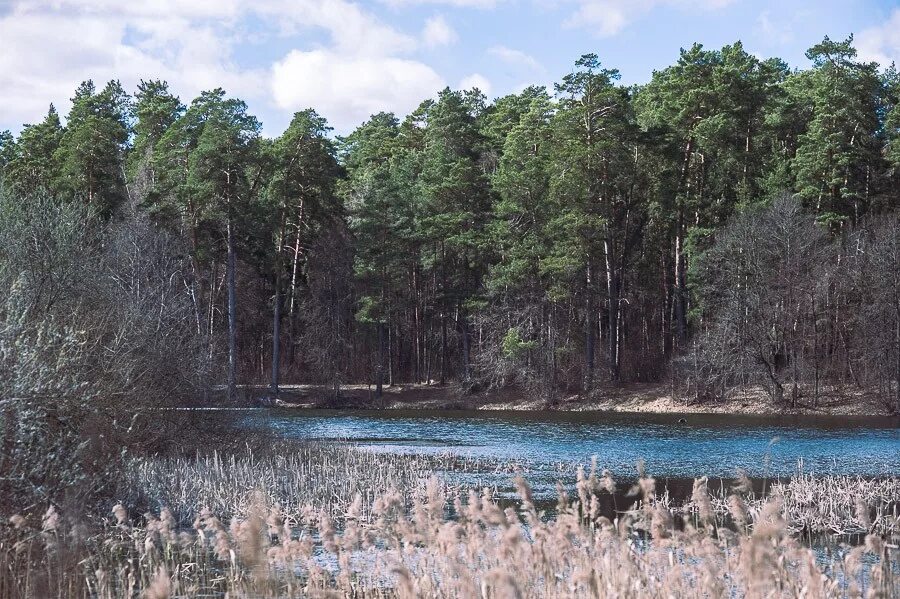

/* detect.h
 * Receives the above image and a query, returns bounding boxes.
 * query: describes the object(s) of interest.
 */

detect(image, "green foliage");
[792,36,885,223]
[152,89,263,256]
[2,37,899,400]
[0,130,14,178]
[882,66,900,199]
[501,327,537,358]
[342,112,407,325]
[419,89,493,315]
[129,79,184,181]
[54,80,131,216]
[3,105,63,196]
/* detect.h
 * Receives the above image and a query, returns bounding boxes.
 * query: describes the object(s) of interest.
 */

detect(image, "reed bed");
[742,474,899,536]
[123,443,512,525]
[2,468,897,598]
[126,444,900,538]
[3,445,897,598]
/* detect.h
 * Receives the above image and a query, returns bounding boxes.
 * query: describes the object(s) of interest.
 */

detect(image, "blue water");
[246,409,899,479]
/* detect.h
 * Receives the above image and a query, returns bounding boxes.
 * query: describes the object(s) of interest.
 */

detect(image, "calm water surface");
[245,409,899,479]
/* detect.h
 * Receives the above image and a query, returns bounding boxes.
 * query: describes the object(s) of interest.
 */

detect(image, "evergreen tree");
[154,89,262,400]
[266,109,339,396]
[342,112,407,395]
[551,54,650,385]
[0,130,15,184]
[483,90,559,392]
[54,80,131,216]
[419,89,493,382]
[792,36,884,226]
[4,105,63,196]
[129,80,184,196]
[881,65,900,209]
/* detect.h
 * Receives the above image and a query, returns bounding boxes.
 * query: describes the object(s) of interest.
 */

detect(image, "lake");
[246,409,899,480]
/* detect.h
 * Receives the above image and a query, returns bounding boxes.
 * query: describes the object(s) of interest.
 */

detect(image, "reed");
[2,445,897,598]
[126,444,900,538]
[122,442,510,525]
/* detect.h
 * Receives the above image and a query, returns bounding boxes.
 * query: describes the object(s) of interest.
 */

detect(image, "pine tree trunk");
[189,225,206,337]
[461,315,471,381]
[271,210,287,398]
[287,199,305,364]
[440,315,448,386]
[412,266,421,384]
[584,258,596,392]
[673,217,688,345]
[672,136,694,347]
[389,323,395,387]
[376,321,385,398]
[226,212,237,403]
[604,241,620,382]
[271,272,281,398]
[440,242,448,386]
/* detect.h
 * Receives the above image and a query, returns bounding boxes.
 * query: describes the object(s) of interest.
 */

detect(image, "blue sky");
[1,0,899,136]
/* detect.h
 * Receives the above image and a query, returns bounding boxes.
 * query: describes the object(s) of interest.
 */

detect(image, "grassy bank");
[2,443,897,598]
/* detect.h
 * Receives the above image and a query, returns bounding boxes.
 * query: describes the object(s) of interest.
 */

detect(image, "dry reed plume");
[124,443,512,525]
[2,452,896,598]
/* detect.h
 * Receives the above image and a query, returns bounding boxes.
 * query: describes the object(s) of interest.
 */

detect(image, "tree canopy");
[1,37,897,410]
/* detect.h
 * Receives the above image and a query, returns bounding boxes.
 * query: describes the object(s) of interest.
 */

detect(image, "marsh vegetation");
[2,442,898,598]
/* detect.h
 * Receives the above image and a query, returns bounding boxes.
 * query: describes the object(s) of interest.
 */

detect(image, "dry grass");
[1,446,897,598]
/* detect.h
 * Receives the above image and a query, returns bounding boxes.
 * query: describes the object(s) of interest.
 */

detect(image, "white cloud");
[422,15,458,48]
[0,6,265,128]
[0,0,448,135]
[272,50,445,131]
[382,0,500,7]
[255,0,417,56]
[856,8,900,67]
[459,73,492,96]
[565,0,736,37]
[488,45,543,72]
[756,10,794,45]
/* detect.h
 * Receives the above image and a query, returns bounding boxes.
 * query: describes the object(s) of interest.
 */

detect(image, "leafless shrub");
[686,196,833,406]
[0,191,217,518]
[840,214,900,414]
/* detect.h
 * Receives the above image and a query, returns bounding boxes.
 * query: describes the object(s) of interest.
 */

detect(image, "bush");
[0,190,217,519]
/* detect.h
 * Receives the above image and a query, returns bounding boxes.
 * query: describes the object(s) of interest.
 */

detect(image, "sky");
[1,0,899,137]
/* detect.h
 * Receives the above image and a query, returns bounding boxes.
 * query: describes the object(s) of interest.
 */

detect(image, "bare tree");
[300,219,354,399]
[686,196,831,406]
[842,214,900,413]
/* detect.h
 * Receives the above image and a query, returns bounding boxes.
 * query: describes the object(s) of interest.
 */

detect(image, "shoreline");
[241,382,899,419]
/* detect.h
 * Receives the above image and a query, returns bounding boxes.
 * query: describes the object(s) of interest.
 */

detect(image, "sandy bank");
[245,382,897,417]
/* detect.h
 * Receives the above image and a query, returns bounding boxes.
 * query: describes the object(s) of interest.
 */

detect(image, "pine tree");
[0,131,15,184]
[551,54,651,385]
[792,36,884,226]
[342,112,407,395]
[484,89,559,392]
[420,89,493,383]
[129,80,183,198]
[882,65,900,209]
[4,105,63,196]
[266,109,339,396]
[154,89,262,401]
[54,80,131,216]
